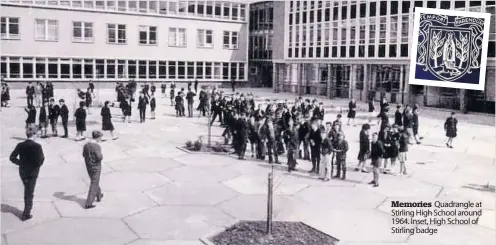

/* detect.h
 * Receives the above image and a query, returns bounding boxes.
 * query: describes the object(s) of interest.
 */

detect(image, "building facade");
[0,0,249,84]
[269,0,495,113]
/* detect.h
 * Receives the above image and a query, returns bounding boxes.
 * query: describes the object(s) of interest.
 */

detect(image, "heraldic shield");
[414,11,486,84]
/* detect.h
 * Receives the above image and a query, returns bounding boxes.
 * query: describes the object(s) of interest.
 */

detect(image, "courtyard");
[1,87,495,245]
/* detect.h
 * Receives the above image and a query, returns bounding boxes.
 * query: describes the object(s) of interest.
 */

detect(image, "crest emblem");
[409,8,490,91]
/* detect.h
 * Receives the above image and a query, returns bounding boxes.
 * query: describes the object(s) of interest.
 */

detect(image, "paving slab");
[126,240,204,245]
[53,191,157,218]
[5,218,137,245]
[145,182,238,206]
[1,201,60,234]
[93,172,171,192]
[2,177,88,202]
[172,154,236,168]
[106,157,183,172]
[161,165,241,183]
[124,206,235,240]
[223,174,309,195]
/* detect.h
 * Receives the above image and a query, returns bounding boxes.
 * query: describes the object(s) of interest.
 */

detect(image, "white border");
[408,7,491,91]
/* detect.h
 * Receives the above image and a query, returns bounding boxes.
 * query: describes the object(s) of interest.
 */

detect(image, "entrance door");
[335,65,350,99]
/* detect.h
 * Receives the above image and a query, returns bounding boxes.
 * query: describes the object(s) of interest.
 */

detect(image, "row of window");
[289,0,493,20]
[0,57,246,80]
[287,41,496,59]
[1,0,247,22]
[1,17,239,49]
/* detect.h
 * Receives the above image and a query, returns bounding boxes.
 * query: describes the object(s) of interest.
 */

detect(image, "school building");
[0,0,249,85]
[248,0,495,113]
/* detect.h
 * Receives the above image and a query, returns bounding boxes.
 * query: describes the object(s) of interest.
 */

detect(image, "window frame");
[106,23,127,45]
[138,25,158,45]
[72,21,94,43]
[197,29,214,48]
[222,31,239,50]
[34,18,58,42]
[1,17,20,40]
[168,27,187,48]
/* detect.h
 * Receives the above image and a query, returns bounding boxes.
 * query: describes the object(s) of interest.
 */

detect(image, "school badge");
[409,8,490,91]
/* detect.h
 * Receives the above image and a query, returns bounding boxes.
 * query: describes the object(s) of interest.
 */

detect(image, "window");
[169,28,187,47]
[222,63,229,79]
[35,19,58,41]
[138,60,146,78]
[84,59,93,79]
[73,59,82,79]
[73,21,93,43]
[158,61,167,79]
[223,31,238,49]
[238,63,245,80]
[213,62,220,79]
[1,17,20,39]
[116,60,124,78]
[187,62,194,79]
[128,60,136,78]
[106,60,116,79]
[178,61,185,79]
[149,61,157,79]
[48,58,58,79]
[197,29,213,48]
[107,24,126,44]
[139,26,157,45]
[168,61,176,79]
[196,62,204,79]
[22,58,34,78]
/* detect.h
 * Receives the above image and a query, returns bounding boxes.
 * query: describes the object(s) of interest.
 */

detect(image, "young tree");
[455,33,469,69]
[429,31,444,68]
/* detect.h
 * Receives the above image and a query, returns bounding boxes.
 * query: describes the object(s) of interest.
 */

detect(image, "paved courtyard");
[1,87,495,245]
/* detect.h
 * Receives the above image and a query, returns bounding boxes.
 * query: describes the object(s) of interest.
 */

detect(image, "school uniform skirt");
[357,150,369,161]
[102,118,114,131]
[76,120,86,131]
[446,129,457,138]
[347,110,356,119]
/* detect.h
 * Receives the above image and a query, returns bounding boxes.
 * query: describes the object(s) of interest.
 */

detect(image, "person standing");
[444,112,458,148]
[59,99,69,138]
[101,101,118,140]
[403,107,414,144]
[312,102,325,121]
[34,80,42,107]
[356,124,371,172]
[394,105,403,127]
[234,113,249,160]
[138,92,148,123]
[161,82,167,98]
[368,99,375,123]
[9,126,45,221]
[48,99,60,137]
[150,82,156,96]
[369,133,383,187]
[85,88,93,115]
[186,88,196,117]
[333,133,349,180]
[74,101,87,141]
[170,82,176,106]
[398,127,409,175]
[412,109,422,144]
[150,94,156,119]
[41,83,49,104]
[231,77,236,92]
[308,120,322,174]
[82,131,104,209]
[347,98,357,126]
[194,79,199,92]
[210,95,223,125]
[320,130,333,181]
[39,101,49,138]
[26,82,35,107]
[261,118,278,164]
[175,92,184,117]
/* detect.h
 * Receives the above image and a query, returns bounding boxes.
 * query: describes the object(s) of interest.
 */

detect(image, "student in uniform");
[34,80,43,107]
[347,98,357,126]
[161,82,167,98]
[175,93,183,117]
[59,99,69,138]
[48,98,60,137]
[150,94,156,119]
[26,82,35,107]
[101,101,118,140]
[150,82,156,96]
[85,88,93,115]
[186,88,196,117]
[137,92,148,123]
[369,133,383,187]
[74,101,87,141]
[24,105,37,129]
[333,133,349,180]
[394,105,403,127]
[38,101,49,138]
[398,127,409,175]
[444,112,458,148]
[82,130,104,209]
[356,123,371,172]
[308,119,322,174]
[9,126,45,221]
[320,130,333,181]
[170,82,176,106]
[368,99,375,123]
[412,109,422,144]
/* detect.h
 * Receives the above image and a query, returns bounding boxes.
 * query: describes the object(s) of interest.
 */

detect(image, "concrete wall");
[1,5,248,62]
[271,1,285,61]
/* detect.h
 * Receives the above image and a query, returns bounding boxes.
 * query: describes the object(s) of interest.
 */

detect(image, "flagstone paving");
[1,88,495,245]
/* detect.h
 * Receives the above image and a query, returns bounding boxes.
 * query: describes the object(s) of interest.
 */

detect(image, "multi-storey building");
[0,0,249,84]
[268,0,495,113]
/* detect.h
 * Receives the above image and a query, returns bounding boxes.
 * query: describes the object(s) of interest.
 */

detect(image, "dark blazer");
[10,139,45,178]
[60,105,69,122]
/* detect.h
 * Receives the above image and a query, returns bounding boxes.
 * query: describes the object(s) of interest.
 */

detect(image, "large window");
[149,61,157,79]
[35,19,58,41]
[1,17,20,39]
[168,61,176,79]
[169,28,187,47]
[159,61,167,79]
[223,31,238,49]
[22,58,34,78]
[73,21,93,43]
[107,24,126,44]
[139,25,157,45]
[197,29,213,48]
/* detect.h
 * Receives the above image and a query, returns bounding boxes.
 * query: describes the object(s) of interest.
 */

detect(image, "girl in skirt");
[444,112,458,148]
[347,98,357,126]
[74,101,87,141]
[101,101,118,140]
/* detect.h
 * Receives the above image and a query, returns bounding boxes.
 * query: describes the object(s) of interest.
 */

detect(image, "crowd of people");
[7,78,460,222]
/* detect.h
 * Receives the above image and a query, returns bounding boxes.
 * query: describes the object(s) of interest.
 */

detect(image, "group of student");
[1,78,11,107]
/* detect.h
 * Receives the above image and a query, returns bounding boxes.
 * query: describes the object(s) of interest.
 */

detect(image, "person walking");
[9,126,45,221]
[150,94,156,119]
[398,127,409,175]
[82,131,104,209]
[347,98,357,126]
[24,105,37,129]
[356,123,371,172]
[101,101,118,140]
[369,133,383,187]
[444,112,458,148]
[412,109,422,144]
[38,101,49,138]
[59,99,69,138]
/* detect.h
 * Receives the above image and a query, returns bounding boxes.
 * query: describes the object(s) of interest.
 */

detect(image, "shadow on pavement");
[1,204,23,220]
[53,192,86,208]
[463,184,496,193]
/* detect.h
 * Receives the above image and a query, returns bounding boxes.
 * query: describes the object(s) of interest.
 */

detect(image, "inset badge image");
[409,8,491,91]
